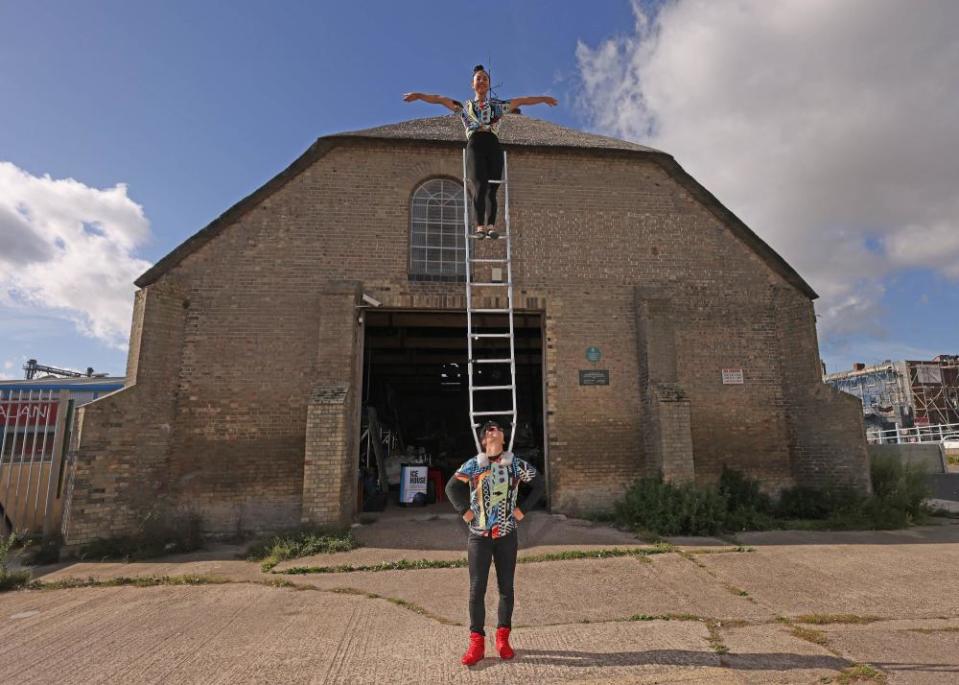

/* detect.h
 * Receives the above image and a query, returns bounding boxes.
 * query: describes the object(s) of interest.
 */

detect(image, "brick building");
[61,115,869,544]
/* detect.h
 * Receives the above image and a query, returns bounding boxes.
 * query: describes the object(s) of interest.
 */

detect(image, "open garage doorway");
[359,309,545,515]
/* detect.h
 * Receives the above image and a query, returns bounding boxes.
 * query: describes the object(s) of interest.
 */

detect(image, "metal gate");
[0,389,73,538]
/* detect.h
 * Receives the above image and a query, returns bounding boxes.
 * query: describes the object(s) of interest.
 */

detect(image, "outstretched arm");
[403,92,462,112]
[509,95,558,109]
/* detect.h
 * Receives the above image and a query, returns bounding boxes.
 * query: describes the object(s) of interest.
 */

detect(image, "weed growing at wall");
[613,474,728,536]
[614,459,933,536]
[246,528,359,571]
[76,509,205,562]
[0,534,31,592]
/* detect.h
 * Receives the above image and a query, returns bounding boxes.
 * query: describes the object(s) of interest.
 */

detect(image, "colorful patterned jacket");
[452,451,540,538]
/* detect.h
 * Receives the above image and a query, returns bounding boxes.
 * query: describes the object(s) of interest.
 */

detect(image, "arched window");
[410,178,465,280]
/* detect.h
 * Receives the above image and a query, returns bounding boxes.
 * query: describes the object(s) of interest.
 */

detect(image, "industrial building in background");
[824,355,959,442]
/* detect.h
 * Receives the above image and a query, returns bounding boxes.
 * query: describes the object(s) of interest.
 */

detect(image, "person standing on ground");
[403,64,558,239]
[444,420,545,666]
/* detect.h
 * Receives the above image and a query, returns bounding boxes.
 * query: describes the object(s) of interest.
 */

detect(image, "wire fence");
[866,421,959,446]
[0,389,74,537]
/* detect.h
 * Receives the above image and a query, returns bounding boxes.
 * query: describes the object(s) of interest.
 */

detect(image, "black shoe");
[486,229,499,239]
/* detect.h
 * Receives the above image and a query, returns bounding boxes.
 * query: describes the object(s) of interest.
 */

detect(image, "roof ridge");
[327,114,666,155]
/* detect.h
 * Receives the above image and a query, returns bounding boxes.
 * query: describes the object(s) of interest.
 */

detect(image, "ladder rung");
[488,179,506,185]
[472,333,511,339]
[473,385,514,391]
[472,358,512,364]
[470,282,510,287]
[471,308,510,314]
[472,410,517,417]
[470,258,508,263]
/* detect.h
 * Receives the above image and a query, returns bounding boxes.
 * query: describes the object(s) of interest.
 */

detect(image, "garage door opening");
[359,310,544,513]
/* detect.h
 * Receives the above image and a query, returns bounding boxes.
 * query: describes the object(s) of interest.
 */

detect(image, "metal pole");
[42,392,71,537]
[0,390,11,504]
[464,148,481,454]
[503,150,519,453]
[13,389,40,529]
[3,389,25,523]
[31,390,55,530]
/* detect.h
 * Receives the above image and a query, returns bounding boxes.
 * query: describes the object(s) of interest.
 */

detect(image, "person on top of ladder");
[404,64,557,239]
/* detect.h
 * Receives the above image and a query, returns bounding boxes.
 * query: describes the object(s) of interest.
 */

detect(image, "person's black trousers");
[467,530,518,635]
[465,131,504,226]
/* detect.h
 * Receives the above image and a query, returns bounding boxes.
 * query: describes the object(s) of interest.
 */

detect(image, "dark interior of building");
[360,310,544,510]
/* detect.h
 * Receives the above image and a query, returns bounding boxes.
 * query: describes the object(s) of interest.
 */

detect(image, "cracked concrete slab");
[693,538,959,619]
[0,584,836,685]
[721,623,848,684]
[819,618,959,685]
[11,520,959,683]
[288,553,771,626]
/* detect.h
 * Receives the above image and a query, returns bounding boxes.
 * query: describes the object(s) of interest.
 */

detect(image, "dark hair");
[473,64,488,76]
[478,420,506,447]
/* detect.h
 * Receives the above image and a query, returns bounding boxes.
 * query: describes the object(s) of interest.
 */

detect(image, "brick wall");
[65,137,869,538]
[62,277,187,545]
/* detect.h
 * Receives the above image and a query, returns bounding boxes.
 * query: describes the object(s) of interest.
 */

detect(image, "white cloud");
[0,162,152,349]
[576,0,959,344]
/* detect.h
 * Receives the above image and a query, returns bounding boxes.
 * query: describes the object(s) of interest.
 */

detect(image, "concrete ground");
[4,512,959,684]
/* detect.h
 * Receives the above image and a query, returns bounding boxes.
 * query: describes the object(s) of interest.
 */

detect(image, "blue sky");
[1,0,956,379]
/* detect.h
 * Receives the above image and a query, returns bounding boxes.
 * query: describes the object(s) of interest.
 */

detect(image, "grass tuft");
[280,545,673,575]
[31,574,230,591]
[629,612,704,622]
[834,663,886,684]
[790,625,830,647]
[246,528,359,571]
[794,614,881,625]
[0,534,32,592]
[329,587,458,625]
[704,620,729,655]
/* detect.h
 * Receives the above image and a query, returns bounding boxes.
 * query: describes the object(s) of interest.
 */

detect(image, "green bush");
[775,485,864,521]
[246,528,359,571]
[614,459,933,536]
[870,455,928,516]
[718,466,775,531]
[613,475,728,536]
[0,534,32,592]
[862,455,930,528]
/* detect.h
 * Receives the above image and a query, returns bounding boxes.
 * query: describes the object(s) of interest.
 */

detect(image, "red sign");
[0,401,59,427]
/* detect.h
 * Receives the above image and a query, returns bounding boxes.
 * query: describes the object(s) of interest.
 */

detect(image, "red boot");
[461,631,485,666]
[495,627,515,660]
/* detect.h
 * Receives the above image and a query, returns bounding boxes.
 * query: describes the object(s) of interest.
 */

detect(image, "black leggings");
[467,530,518,635]
[465,132,504,226]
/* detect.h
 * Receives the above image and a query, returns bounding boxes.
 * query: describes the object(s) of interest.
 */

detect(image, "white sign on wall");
[722,368,745,385]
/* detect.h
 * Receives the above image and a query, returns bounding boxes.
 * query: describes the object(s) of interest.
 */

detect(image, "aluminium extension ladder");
[462,150,518,454]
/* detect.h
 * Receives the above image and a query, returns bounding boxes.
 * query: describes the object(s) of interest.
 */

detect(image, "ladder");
[462,150,518,454]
